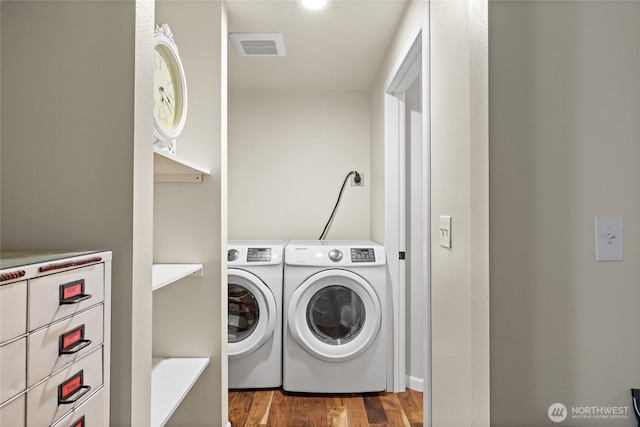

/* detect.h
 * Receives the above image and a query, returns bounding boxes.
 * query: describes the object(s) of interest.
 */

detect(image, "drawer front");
[29,264,104,332]
[26,347,103,427]
[28,305,104,387]
[0,394,25,427]
[0,338,26,404]
[0,280,27,343]
[51,388,104,427]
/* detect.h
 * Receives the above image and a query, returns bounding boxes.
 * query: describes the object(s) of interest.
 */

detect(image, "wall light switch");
[595,216,623,262]
[439,216,452,248]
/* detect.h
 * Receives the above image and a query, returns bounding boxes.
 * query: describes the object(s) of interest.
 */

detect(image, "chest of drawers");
[0,250,111,427]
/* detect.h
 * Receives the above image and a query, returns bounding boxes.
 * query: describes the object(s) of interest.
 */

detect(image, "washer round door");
[228,269,277,359]
[288,269,381,362]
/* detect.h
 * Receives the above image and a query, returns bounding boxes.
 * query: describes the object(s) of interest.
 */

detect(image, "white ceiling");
[226,0,409,90]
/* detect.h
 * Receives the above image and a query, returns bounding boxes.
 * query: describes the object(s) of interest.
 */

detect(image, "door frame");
[383,7,431,426]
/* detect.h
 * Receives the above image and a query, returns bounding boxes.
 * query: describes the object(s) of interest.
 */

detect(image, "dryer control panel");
[285,241,386,267]
[350,248,375,263]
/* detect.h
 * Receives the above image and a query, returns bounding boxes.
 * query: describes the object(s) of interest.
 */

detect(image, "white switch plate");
[439,216,452,248]
[594,216,623,262]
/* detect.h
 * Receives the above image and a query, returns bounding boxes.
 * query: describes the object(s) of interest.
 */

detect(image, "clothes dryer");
[283,240,387,393]
[228,240,286,389]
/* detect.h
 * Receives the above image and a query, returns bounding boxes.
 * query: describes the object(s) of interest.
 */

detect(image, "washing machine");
[227,240,286,389]
[283,240,387,393]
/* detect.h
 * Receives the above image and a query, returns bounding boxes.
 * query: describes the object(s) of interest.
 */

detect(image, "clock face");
[152,24,187,154]
[153,47,178,130]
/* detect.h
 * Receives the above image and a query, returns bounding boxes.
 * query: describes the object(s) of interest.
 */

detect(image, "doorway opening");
[383,18,431,427]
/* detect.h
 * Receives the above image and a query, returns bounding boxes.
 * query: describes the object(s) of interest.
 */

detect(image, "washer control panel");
[350,248,376,263]
[247,247,272,262]
[228,241,285,266]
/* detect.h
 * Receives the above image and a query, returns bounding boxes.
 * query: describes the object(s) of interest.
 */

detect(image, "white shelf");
[152,264,203,291]
[151,357,210,427]
[153,147,211,183]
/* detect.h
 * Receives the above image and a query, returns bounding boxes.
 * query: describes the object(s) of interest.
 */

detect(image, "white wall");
[430,1,489,425]
[228,90,370,241]
[490,2,640,426]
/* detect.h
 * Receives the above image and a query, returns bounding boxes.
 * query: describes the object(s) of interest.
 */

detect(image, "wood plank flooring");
[229,388,423,427]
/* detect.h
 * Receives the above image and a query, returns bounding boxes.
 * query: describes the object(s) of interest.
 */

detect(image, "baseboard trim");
[405,375,424,392]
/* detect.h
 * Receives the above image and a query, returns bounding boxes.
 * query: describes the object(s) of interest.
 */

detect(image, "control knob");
[328,249,343,262]
[228,249,239,262]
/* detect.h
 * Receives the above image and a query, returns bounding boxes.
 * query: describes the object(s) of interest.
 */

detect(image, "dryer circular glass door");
[288,269,381,362]
[228,269,277,359]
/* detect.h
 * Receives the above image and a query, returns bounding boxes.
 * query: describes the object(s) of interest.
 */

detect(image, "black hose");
[318,170,360,240]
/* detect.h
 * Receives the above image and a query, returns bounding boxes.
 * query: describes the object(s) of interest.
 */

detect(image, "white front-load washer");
[227,240,286,389]
[283,240,387,393]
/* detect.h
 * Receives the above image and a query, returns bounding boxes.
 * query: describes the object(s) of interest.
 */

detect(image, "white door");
[287,270,381,362]
[227,269,277,359]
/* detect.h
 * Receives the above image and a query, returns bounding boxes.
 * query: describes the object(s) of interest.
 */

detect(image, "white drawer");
[51,388,104,427]
[0,394,25,426]
[0,337,26,404]
[26,347,103,427]
[29,264,104,332]
[0,280,27,343]
[28,305,104,387]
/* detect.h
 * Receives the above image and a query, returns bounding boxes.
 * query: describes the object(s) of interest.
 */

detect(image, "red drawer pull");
[60,339,92,355]
[59,280,92,305]
[58,370,91,405]
[40,256,102,273]
[60,294,92,305]
[59,385,91,405]
[59,324,92,355]
[0,270,25,282]
[71,415,86,427]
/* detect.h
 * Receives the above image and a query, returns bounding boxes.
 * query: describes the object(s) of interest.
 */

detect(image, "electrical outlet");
[351,173,364,187]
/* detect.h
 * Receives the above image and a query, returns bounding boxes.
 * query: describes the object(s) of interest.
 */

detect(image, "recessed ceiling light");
[297,0,331,11]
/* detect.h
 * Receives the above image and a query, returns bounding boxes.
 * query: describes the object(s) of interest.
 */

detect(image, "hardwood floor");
[229,388,423,427]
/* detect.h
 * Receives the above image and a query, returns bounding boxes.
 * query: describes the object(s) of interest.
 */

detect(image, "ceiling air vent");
[230,33,287,57]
